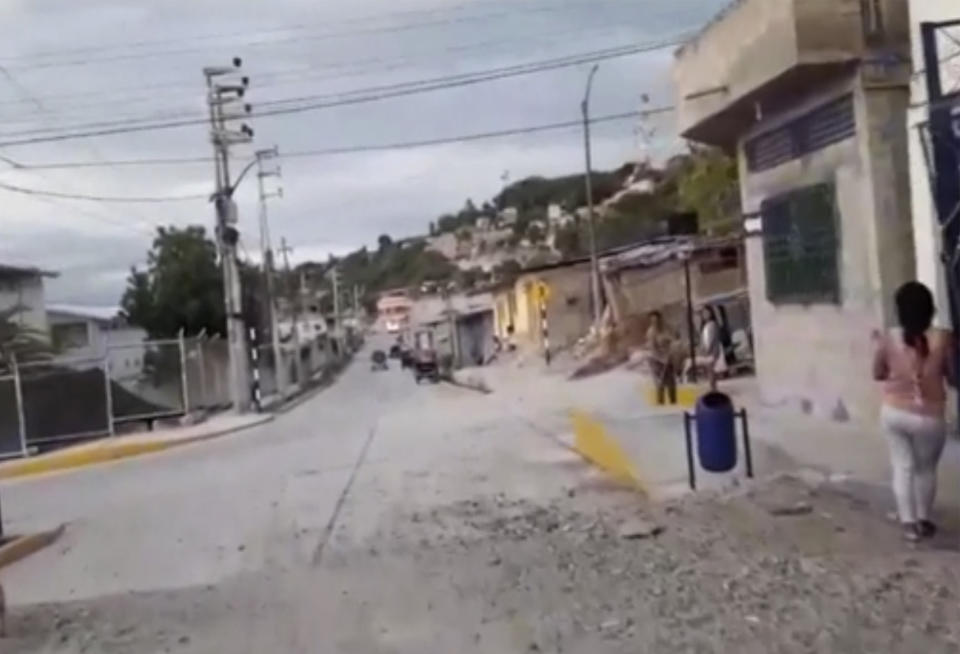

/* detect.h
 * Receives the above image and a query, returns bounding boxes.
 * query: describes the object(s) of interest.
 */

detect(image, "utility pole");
[278,238,305,390]
[255,146,284,394]
[581,63,603,328]
[331,266,342,334]
[204,58,255,413]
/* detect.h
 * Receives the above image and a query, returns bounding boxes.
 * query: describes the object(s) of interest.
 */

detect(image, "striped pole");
[539,287,551,365]
[249,327,262,412]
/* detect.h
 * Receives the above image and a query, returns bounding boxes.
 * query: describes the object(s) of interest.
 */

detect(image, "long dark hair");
[895,281,935,358]
[700,305,718,327]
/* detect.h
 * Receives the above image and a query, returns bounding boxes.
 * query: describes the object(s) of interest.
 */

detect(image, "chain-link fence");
[182,336,229,411]
[0,334,234,457]
[0,371,23,459]
[256,344,279,398]
[109,340,185,424]
[18,356,110,447]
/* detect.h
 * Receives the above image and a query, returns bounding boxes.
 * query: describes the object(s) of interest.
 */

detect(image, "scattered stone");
[767,502,813,517]
[178,635,190,645]
[618,518,664,540]
[488,555,502,566]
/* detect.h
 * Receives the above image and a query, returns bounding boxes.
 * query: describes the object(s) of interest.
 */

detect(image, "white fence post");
[12,354,28,457]
[104,358,115,436]
[178,329,190,415]
[197,335,208,409]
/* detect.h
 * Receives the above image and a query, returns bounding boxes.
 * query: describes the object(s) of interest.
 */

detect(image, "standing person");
[646,311,677,405]
[697,305,724,389]
[872,281,955,542]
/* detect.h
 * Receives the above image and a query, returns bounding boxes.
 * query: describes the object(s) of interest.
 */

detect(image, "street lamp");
[581,64,602,328]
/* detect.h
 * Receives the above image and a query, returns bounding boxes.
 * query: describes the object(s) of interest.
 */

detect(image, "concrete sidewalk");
[568,374,960,510]
[0,413,273,480]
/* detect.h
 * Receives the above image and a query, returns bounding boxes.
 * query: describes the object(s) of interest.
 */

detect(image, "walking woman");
[872,281,955,541]
[683,305,725,389]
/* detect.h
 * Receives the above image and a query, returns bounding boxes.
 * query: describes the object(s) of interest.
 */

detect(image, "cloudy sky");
[0,0,725,306]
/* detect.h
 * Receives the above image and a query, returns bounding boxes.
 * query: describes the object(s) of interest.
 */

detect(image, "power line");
[280,108,672,157]
[0,0,615,64]
[0,63,170,235]
[3,107,673,172]
[0,18,661,115]
[0,180,209,203]
[0,39,677,138]
[5,155,214,170]
[5,0,682,72]
[0,35,688,147]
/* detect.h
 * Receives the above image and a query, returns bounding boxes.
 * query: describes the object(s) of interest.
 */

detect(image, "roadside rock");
[618,517,664,540]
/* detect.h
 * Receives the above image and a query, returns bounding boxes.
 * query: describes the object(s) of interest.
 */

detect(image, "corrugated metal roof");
[47,304,120,322]
[0,263,59,278]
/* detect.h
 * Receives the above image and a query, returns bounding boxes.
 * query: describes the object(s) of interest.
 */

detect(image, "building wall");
[508,263,593,351]
[674,0,801,132]
[605,249,748,343]
[541,264,593,350]
[738,73,913,421]
[493,291,515,338]
[0,274,48,335]
[906,0,956,326]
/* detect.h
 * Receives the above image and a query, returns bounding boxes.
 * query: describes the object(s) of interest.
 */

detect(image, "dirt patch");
[5,476,960,653]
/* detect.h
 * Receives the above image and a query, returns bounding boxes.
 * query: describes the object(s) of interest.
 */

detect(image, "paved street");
[4,344,960,653]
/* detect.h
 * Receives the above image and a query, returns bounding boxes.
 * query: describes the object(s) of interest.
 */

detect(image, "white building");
[0,263,57,335]
[906,2,959,325]
[46,305,147,377]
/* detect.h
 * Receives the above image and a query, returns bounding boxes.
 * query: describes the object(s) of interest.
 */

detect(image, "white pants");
[881,405,947,524]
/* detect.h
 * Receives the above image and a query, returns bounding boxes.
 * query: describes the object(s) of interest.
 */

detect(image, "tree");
[121,226,225,338]
[457,267,485,290]
[676,146,739,233]
[493,258,522,284]
[377,234,393,251]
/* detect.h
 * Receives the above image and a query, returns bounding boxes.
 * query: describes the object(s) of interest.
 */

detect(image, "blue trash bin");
[695,391,737,473]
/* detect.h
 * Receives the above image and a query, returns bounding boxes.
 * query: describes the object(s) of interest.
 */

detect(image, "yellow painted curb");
[0,524,66,569]
[0,439,170,480]
[569,410,646,495]
[639,382,706,409]
[0,416,273,481]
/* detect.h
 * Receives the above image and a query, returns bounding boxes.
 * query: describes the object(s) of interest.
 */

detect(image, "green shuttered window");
[761,183,841,304]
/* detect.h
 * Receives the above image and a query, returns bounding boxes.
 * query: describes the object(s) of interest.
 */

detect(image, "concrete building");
[494,259,594,353]
[674,0,914,421]
[905,2,959,326]
[46,305,147,377]
[410,292,495,367]
[0,263,57,335]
